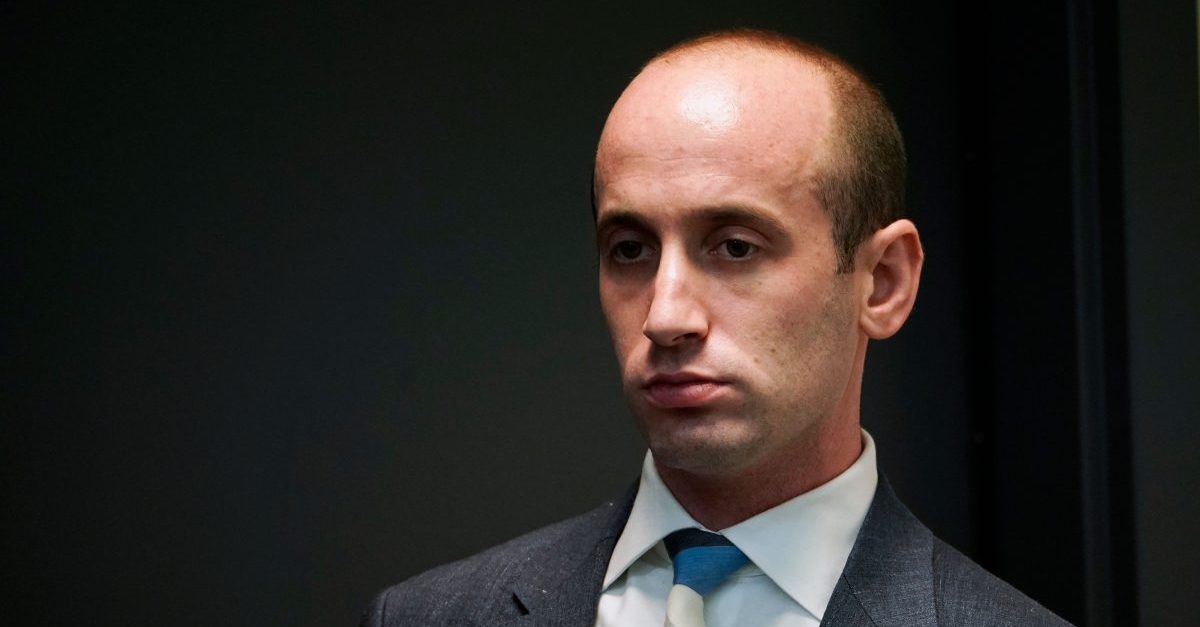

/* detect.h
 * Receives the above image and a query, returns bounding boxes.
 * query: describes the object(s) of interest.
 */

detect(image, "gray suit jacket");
[361,478,1071,626]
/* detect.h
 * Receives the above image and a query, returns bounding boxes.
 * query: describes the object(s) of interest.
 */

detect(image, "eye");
[716,238,758,259]
[616,241,643,259]
[609,239,654,264]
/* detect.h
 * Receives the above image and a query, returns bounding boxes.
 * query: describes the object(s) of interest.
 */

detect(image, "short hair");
[609,29,908,272]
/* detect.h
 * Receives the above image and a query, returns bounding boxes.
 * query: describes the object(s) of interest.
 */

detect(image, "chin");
[642,416,766,476]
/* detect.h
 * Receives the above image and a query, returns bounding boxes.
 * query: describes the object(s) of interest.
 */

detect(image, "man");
[362,29,1070,626]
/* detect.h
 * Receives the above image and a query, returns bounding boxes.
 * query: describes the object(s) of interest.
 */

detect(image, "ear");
[856,219,924,339]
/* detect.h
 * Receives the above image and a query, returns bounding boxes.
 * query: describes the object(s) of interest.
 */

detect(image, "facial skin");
[594,46,922,528]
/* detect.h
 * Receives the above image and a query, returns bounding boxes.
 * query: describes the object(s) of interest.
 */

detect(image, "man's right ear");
[856,219,923,340]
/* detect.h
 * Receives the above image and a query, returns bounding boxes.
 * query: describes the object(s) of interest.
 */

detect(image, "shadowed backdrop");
[7,2,1196,626]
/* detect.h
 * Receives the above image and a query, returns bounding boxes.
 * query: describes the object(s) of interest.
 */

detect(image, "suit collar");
[492,473,937,626]
[608,435,879,620]
[820,475,938,627]
[499,482,638,626]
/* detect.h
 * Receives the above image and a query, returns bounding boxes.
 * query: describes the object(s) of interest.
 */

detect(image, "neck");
[656,416,862,530]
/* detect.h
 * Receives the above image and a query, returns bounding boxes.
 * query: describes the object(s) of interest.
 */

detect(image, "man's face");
[594,51,865,478]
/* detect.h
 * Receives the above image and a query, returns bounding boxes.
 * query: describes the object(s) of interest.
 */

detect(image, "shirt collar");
[602,430,878,621]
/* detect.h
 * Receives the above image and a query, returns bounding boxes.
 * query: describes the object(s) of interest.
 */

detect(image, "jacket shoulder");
[360,495,630,626]
[931,538,1072,626]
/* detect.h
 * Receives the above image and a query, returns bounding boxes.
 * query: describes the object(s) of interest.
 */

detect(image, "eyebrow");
[594,210,651,237]
[690,206,790,235]
[595,205,790,238]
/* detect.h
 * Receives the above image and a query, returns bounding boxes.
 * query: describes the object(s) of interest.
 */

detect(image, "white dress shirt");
[595,431,878,627]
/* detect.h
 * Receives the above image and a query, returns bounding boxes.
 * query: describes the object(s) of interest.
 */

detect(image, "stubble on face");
[637,266,859,478]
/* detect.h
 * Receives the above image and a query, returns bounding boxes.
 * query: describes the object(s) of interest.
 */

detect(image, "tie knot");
[663,529,748,597]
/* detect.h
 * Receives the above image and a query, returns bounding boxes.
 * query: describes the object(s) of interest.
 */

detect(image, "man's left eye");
[719,239,757,259]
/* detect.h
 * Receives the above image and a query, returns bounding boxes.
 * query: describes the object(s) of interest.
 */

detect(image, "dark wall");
[10,2,1186,625]
[1118,1,1200,624]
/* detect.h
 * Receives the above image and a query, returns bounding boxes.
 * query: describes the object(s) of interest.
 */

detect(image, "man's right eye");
[610,240,653,263]
[615,241,643,259]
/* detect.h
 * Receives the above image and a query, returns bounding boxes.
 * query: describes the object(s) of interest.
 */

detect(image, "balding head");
[595,30,906,271]
[593,29,924,522]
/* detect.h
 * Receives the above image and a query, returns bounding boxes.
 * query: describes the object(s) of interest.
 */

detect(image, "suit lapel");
[497,483,637,627]
[489,475,937,626]
[821,476,938,627]
[821,576,877,627]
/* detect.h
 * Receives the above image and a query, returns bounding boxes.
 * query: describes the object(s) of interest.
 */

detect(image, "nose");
[642,249,709,347]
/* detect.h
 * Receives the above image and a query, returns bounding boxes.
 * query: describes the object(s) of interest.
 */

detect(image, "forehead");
[595,47,834,193]
[594,47,835,233]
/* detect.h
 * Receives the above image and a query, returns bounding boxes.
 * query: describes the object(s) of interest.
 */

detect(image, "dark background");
[6,1,1196,625]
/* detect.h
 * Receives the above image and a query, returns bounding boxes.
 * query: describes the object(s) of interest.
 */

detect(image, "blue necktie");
[662,529,749,627]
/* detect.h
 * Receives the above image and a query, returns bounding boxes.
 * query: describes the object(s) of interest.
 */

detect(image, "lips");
[642,372,729,408]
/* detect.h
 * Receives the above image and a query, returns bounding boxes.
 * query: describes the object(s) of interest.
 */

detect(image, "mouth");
[641,372,729,409]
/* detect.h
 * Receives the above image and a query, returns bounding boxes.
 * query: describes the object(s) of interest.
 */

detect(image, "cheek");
[599,285,649,360]
[718,280,851,384]
[722,278,823,340]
